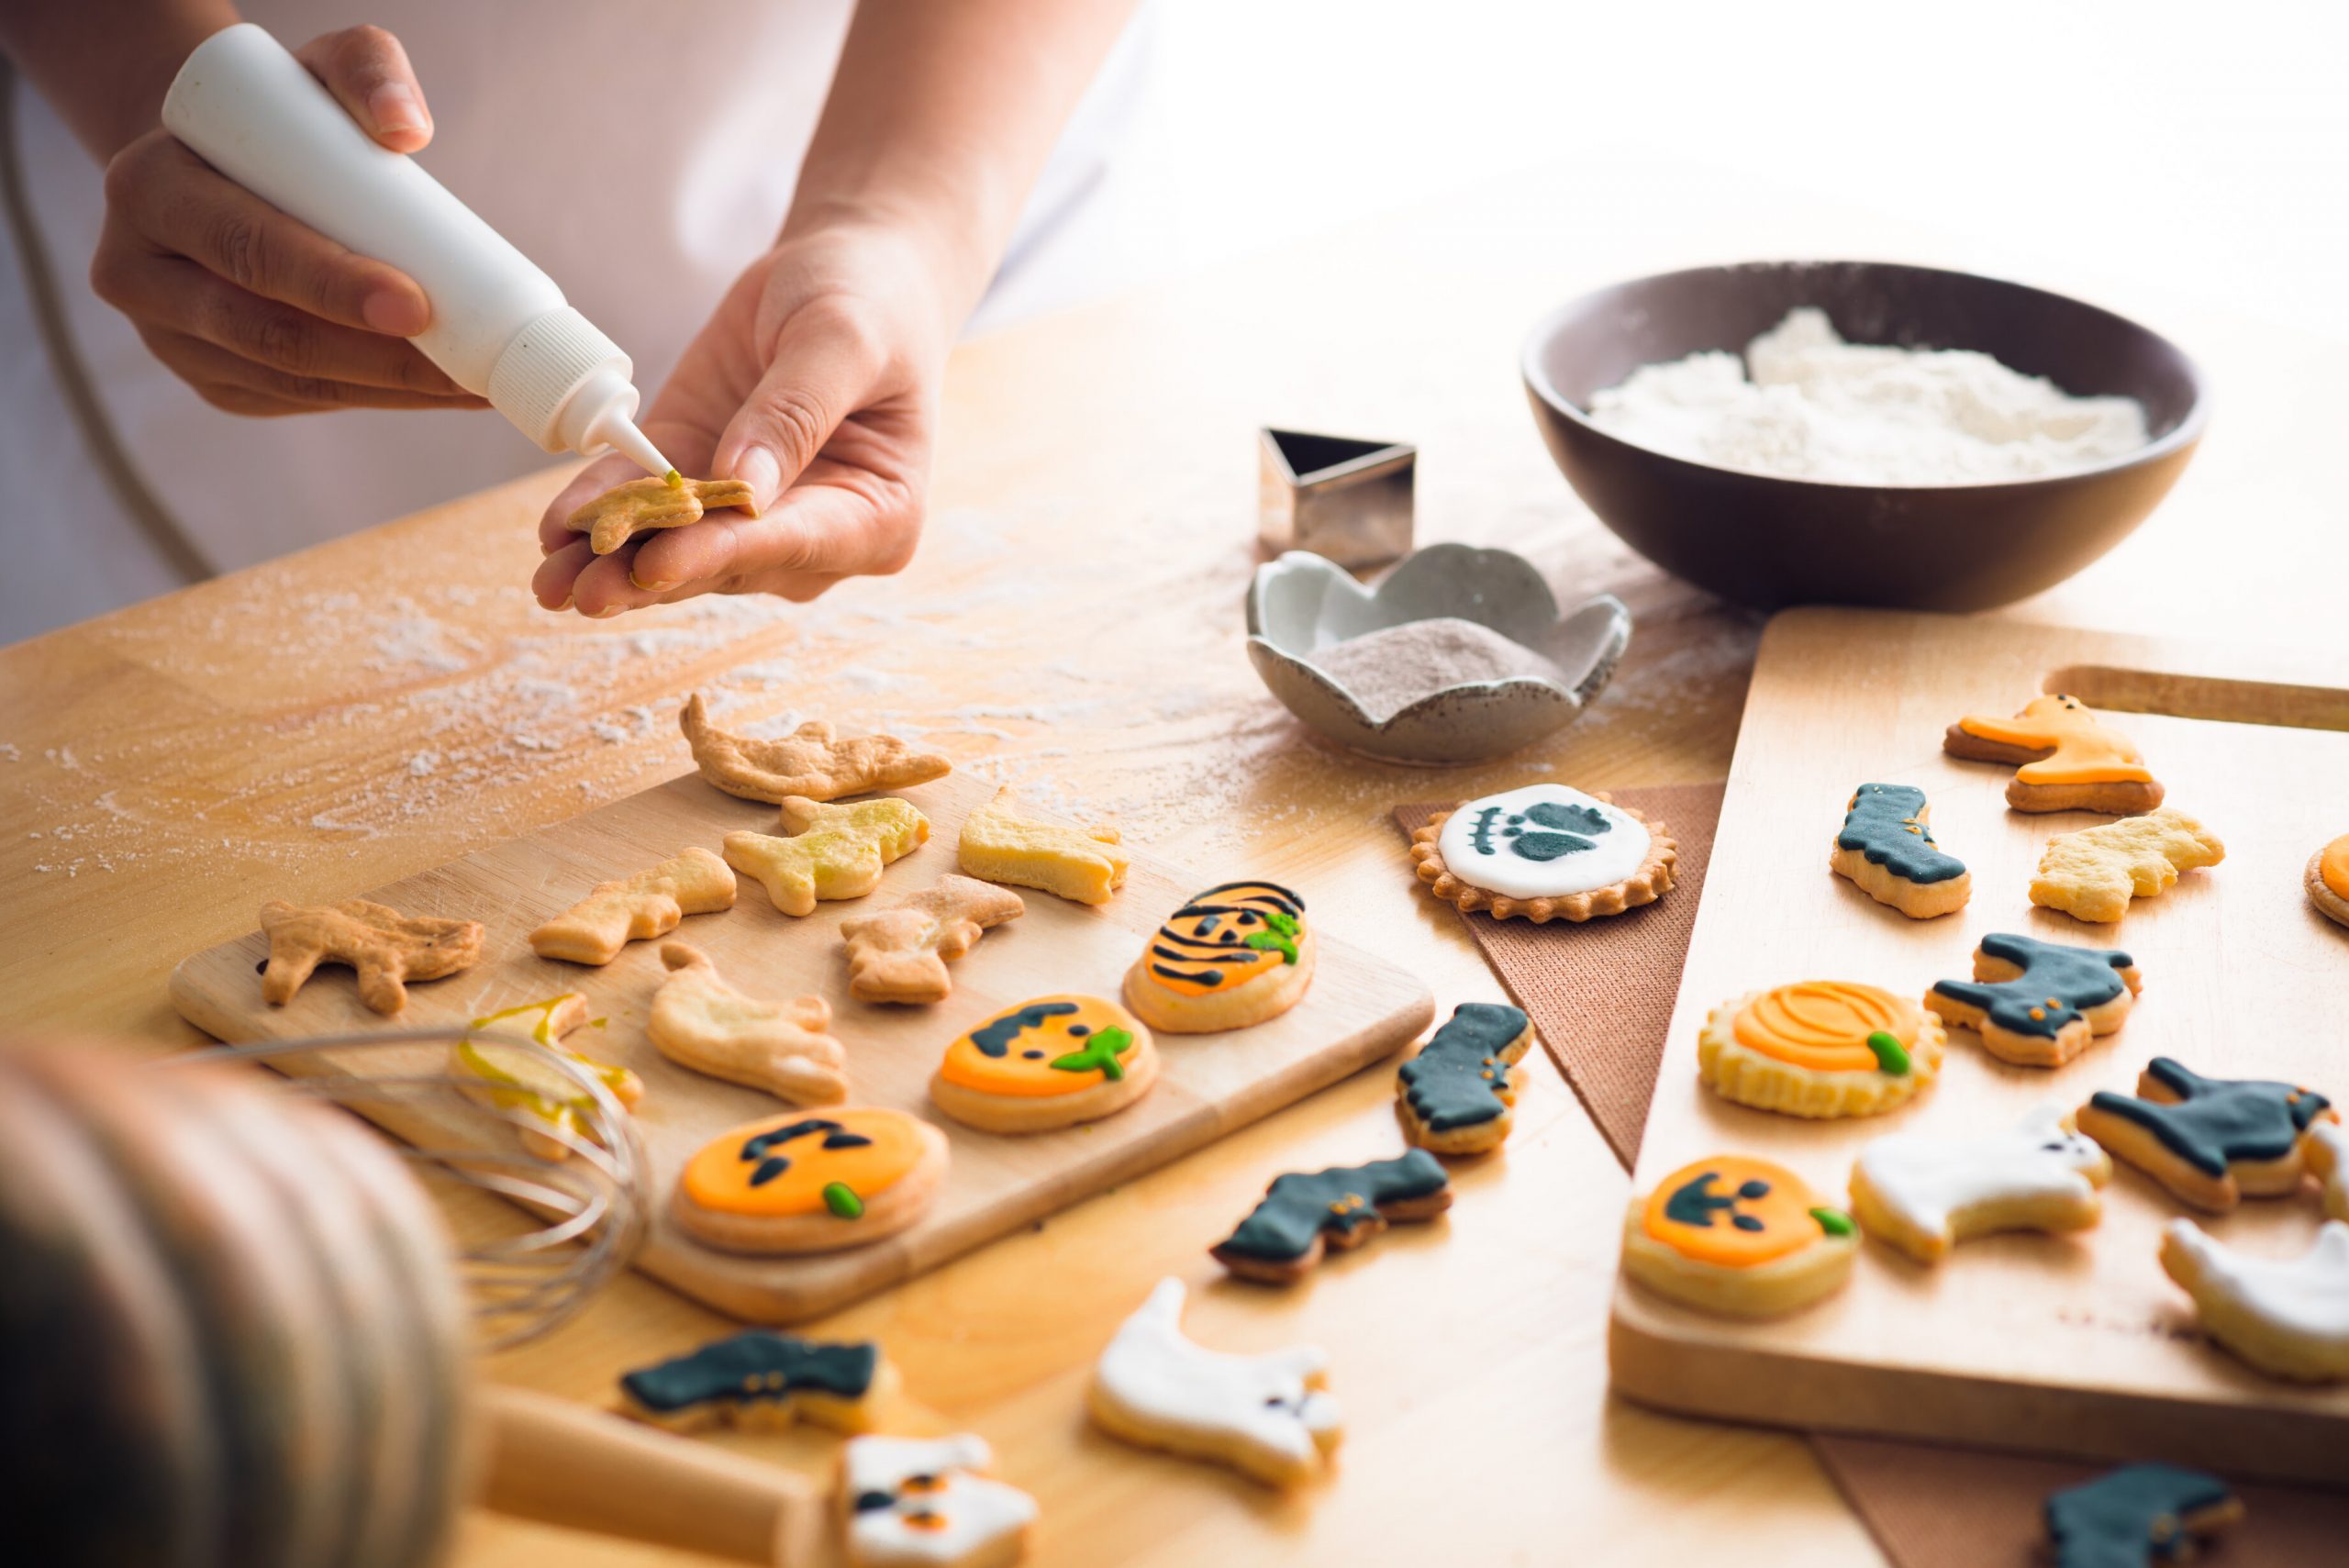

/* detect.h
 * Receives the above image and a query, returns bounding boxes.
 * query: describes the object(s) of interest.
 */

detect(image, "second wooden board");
[1610,607,2349,1484]
[172,768,1434,1321]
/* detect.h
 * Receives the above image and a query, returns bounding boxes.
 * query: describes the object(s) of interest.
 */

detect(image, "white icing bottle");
[161,23,670,475]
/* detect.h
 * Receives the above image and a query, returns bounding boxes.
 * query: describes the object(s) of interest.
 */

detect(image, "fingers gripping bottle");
[161,23,671,476]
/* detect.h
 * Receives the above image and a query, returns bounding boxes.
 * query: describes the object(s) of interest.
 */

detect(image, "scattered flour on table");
[1588,306,2148,485]
[1307,617,1566,721]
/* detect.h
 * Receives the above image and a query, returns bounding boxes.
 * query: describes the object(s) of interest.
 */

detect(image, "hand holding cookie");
[532,227,951,617]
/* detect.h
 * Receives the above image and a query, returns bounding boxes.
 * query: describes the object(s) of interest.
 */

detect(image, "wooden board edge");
[636,978,1439,1323]
[1605,1283,2349,1486]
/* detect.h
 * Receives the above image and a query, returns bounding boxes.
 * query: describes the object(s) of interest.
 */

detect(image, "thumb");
[297,26,434,153]
[711,301,887,512]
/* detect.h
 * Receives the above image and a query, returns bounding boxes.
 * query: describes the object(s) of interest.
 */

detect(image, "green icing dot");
[822,1182,863,1219]
[1809,1207,1854,1238]
[1865,1029,1910,1076]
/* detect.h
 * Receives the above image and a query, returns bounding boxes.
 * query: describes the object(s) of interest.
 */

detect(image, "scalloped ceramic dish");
[1245,545,1631,765]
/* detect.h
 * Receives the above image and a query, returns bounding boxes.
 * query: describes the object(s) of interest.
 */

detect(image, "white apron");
[0,0,1145,640]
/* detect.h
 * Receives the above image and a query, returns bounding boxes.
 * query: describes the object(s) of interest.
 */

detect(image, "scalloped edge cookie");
[1698,986,1945,1120]
[1408,794,1675,923]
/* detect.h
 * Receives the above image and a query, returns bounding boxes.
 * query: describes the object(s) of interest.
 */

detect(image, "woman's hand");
[87,26,483,416]
[533,225,950,614]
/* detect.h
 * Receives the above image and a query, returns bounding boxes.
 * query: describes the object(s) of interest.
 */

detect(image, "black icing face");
[1465,798,1613,863]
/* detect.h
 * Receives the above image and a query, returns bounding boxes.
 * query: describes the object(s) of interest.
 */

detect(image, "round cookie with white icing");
[1088,1277,1341,1487]
[1849,1106,2110,1264]
[1698,981,1943,1120]
[839,1433,1037,1568]
[1409,784,1675,922]
[2160,1218,2349,1384]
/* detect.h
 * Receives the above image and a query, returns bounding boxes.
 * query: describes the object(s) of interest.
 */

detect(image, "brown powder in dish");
[1306,617,1566,722]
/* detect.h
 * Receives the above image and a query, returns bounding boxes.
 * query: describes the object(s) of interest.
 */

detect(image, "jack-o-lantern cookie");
[2309,832,2349,930]
[1698,981,1943,1119]
[1620,1154,1856,1318]
[1409,784,1674,923]
[1122,880,1315,1033]
[929,995,1159,1134]
[1943,693,2164,814]
[673,1107,949,1255]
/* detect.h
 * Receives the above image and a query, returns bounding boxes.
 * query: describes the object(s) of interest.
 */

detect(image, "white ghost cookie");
[2160,1218,2349,1384]
[1088,1277,1342,1487]
[840,1434,1035,1568]
[2306,1119,2349,1223]
[1849,1106,2110,1264]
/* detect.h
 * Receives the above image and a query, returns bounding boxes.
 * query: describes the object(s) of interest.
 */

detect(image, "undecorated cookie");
[2029,806,2223,924]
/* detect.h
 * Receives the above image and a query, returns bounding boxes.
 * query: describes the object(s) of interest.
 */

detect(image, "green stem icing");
[822,1182,864,1219]
[1049,1025,1132,1081]
[1809,1207,1855,1238]
[1243,910,1301,964]
[1865,1029,1911,1076]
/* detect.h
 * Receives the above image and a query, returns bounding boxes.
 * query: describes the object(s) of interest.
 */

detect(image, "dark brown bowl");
[1521,261,2208,612]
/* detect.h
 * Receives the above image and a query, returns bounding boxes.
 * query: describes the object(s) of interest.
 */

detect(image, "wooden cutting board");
[1609,606,2349,1484]
[170,769,1434,1322]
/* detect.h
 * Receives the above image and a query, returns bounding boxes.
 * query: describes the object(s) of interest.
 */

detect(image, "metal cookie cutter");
[1258,428,1416,569]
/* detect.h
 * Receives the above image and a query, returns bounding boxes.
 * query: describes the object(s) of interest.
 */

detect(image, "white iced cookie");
[1849,1106,2110,1264]
[2307,1119,2349,1223]
[1087,1277,1341,1487]
[2160,1218,2349,1384]
[1411,783,1675,922]
[840,1434,1035,1568]
[1435,784,1648,899]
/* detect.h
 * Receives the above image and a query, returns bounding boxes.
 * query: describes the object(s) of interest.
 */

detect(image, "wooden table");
[5,160,2341,1566]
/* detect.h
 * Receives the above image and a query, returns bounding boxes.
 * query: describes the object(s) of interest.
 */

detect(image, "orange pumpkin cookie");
[2308,833,2349,930]
[1698,981,1943,1119]
[673,1107,948,1255]
[1943,693,2163,814]
[930,995,1159,1134]
[1123,880,1315,1033]
[1620,1154,1856,1318]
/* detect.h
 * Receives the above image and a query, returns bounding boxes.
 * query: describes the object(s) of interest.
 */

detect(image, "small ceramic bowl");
[1245,544,1631,765]
[1522,260,2209,611]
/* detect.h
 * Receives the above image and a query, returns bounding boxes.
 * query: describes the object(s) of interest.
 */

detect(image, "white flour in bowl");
[1308,617,1565,722]
[1587,306,2148,485]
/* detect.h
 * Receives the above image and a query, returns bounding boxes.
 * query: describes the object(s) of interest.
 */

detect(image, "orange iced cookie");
[1620,1154,1856,1318]
[1698,980,1943,1119]
[1943,693,2164,814]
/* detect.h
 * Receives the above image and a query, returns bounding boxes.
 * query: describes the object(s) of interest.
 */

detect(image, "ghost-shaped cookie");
[1088,1277,1341,1486]
[841,1434,1036,1568]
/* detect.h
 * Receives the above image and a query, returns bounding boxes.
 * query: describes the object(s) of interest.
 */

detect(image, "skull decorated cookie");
[1408,784,1675,922]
